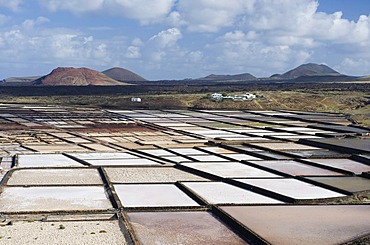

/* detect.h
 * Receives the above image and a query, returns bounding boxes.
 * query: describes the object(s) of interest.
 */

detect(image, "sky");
[0,0,369,80]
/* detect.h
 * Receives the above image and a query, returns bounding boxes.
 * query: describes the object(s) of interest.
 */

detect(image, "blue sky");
[0,0,369,80]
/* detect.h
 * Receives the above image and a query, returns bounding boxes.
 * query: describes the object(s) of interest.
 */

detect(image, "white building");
[131,97,142,102]
[243,93,257,100]
[210,93,257,102]
[210,93,224,101]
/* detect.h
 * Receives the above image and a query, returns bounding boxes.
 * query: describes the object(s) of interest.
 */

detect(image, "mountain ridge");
[276,63,340,79]
[102,67,147,82]
[200,73,256,81]
[32,67,131,86]
[1,63,366,86]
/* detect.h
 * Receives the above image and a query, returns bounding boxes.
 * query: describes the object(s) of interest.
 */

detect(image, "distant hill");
[2,63,364,86]
[1,76,41,85]
[269,74,280,78]
[292,74,358,83]
[2,76,41,83]
[357,75,370,81]
[102,67,147,82]
[200,73,256,81]
[32,67,131,86]
[278,63,340,79]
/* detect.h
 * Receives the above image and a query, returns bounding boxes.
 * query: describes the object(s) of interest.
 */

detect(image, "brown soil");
[0,124,29,131]
[70,126,154,133]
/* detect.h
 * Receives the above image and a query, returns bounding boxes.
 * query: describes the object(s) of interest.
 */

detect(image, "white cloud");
[50,34,82,59]
[175,0,255,32]
[125,46,141,59]
[268,35,318,48]
[188,51,203,62]
[125,38,143,58]
[205,30,313,76]
[150,51,166,62]
[32,0,370,48]
[0,0,23,12]
[338,58,370,76]
[40,0,104,13]
[0,29,27,59]
[2,0,370,79]
[39,0,175,24]
[301,12,370,45]
[111,0,175,24]
[199,0,370,76]
[133,27,200,78]
[149,27,182,48]
[241,0,370,47]
[169,0,370,47]
[243,0,318,31]
[88,26,114,31]
[221,30,246,41]
[0,14,9,26]
[351,15,370,44]
[131,38,143,46]
[93,43,110,61]
[167,11,187,27]
[22,16,49,30]
[0,24,120,70]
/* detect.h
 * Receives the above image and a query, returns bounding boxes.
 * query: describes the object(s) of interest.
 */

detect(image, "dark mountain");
[292,74,358,83]
[278,63,340,79]
[269,74,281,78]
[102,67,147,82]
[200,73,256,81]
[32,67,131,86]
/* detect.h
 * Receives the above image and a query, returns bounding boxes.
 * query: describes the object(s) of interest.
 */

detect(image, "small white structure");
[210,93,224,101]
[210,93,257,102]
[243,93,257,100]
[211,93,223,99]
[131,97,142,103]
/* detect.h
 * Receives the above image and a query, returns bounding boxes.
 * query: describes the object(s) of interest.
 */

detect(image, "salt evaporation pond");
[17,154,83,168]
[220,205,370,245]
[127,212,247,245]
[0,186,112,212]
[234,178,345,200]
[182,182,282,205]
[105,167,208,183]
[7,168,103,185]
[114,184,199,207]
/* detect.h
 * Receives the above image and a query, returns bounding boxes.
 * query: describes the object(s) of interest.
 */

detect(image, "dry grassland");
[1,90,369,127]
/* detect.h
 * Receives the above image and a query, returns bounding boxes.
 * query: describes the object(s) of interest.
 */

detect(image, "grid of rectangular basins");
[0,104,369,244]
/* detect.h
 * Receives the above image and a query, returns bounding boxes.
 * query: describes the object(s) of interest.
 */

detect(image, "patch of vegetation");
[0,84,368,126]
